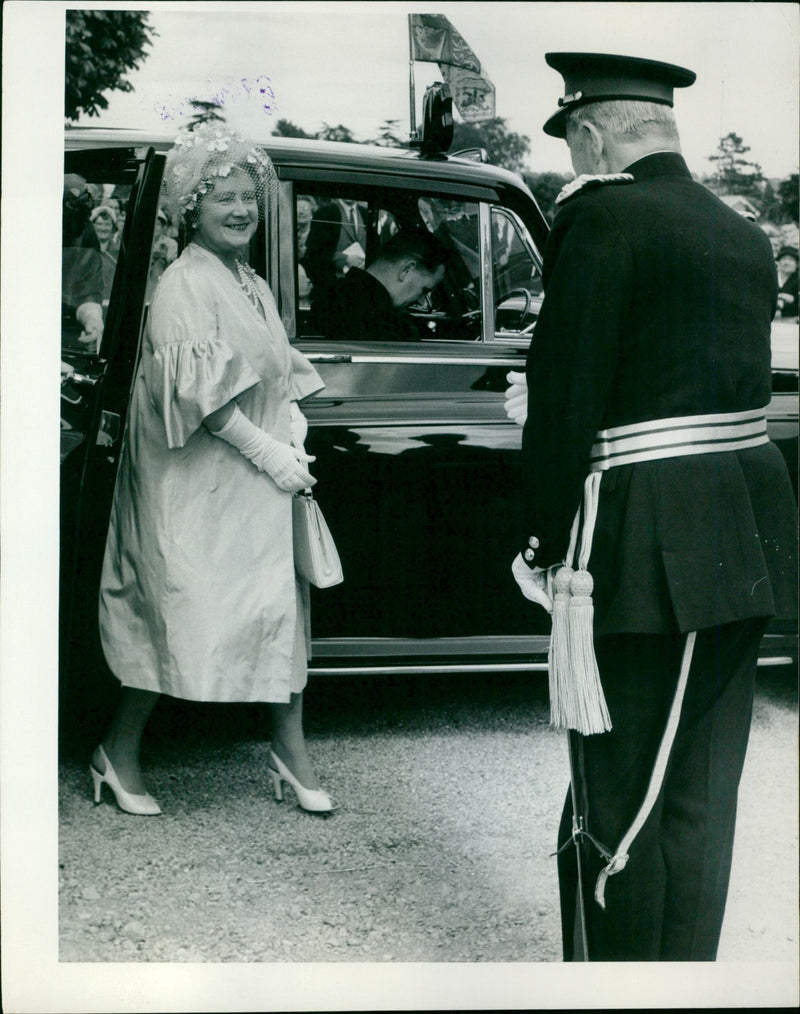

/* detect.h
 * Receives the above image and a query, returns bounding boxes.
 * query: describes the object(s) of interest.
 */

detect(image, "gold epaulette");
[555,172,634,205]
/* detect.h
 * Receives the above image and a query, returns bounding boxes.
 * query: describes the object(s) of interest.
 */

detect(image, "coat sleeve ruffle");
[288,346,325,403]
[148,338,262,448]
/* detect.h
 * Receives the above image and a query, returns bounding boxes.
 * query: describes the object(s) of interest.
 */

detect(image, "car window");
[417,197,482,340]
[491,205,543,340]
[61,170,180,357]
[61,177,129,356]
[294,185,482,342]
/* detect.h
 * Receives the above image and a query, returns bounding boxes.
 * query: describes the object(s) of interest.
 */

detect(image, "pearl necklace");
[235,260,262,310]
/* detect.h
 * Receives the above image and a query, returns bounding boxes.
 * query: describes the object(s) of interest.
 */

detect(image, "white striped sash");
[589,407,768,472]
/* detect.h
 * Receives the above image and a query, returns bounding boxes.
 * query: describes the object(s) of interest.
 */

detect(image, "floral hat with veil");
[162,121,279,227]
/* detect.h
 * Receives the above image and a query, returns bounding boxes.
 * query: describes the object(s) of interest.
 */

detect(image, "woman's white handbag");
[292,491,344,588]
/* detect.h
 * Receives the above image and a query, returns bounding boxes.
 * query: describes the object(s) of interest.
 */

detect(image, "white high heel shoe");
[268,749,334,813]
[90,745,162,816]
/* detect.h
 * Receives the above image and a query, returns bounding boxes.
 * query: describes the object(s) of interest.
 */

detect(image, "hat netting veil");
[162,122,279,228]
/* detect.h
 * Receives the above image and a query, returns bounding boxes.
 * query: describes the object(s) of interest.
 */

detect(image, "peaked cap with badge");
[543,51,696,137]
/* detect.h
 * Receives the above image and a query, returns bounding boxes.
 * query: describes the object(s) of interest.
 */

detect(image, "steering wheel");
[496,287,532,331]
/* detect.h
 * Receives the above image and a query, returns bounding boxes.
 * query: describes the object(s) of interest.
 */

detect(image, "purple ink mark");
[154,77,278,124]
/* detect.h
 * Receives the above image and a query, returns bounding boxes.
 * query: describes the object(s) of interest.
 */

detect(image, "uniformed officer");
[509,52,797,961]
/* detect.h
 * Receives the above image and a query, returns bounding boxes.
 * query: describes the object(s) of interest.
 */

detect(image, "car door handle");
[69,371,102,387]
[305,354,352,364]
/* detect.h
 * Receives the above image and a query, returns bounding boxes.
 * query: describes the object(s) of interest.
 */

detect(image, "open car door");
[60,144,164,739]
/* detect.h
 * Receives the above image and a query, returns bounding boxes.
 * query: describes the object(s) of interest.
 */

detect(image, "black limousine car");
[60,124,798,729]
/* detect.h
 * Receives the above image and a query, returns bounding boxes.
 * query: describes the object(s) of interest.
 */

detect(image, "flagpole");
[408,14,417,140]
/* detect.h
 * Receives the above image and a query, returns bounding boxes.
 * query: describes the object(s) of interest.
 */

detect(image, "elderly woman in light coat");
[92,124,333,816]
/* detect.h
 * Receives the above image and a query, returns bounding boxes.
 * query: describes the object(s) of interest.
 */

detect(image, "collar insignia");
[555,172,634,205]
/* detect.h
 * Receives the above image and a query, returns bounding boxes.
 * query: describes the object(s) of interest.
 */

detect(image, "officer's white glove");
[212,404,316,492]
[289,400,308,451]
[504,370,528,426]
[512,553,552,613]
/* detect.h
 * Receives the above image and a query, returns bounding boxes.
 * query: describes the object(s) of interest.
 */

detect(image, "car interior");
[293,185,542,342]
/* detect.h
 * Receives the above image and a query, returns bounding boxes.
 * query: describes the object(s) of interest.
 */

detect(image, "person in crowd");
[62,174,104,352]
[93,123,333,816]
[105,196,128,242]
[296,195,314,259]
[775,245,798,318]
[296,195,315,300]
[302,198,368,325]
[323,228,447,341]
[146,207,179,297]
[89,205,120,302]
[508,53,797,961]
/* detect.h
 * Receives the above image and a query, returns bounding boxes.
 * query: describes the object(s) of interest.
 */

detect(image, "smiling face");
[92,213,114,244]
[192,168,259,264]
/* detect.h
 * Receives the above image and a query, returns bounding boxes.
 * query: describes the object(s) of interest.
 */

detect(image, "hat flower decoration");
[163,121,279,225]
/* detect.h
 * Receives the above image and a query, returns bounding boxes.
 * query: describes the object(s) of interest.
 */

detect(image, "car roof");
[64,127,532,193]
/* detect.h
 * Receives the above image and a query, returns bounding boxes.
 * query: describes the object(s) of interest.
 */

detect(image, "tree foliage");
[522,171,572,223]
[451,117,530,174]
[778,174,799,223]
[370,119,406,148]
[187,100,226,131]
[272,120,357,143]
[706,131,764,196]
[65,10,156,121]
[271,118,315,139]
[271,115,529,170]
[316,123,358,143]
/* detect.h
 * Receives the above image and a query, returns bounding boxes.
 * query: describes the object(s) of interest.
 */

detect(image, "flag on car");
[409,13,495,122]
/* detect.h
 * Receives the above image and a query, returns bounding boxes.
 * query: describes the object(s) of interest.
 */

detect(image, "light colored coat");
[99,244,323,702]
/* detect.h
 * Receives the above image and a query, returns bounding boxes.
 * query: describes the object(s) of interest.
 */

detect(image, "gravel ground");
[58,668,797,965]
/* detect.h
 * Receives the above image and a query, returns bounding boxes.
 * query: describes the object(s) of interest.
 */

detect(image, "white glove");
[289,400,308,451]
[511,553,552,613]
[212,404,316,492]
[504,370,528,426]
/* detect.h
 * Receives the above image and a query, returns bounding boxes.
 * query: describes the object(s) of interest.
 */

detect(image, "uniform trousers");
[557,617,769,961]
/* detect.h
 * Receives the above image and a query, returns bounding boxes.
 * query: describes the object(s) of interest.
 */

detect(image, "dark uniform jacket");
[324,267,413,342]
[521,151,797,636]
[303,201,368,326]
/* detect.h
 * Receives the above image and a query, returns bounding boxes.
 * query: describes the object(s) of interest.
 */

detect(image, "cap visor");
[543,108,568,138]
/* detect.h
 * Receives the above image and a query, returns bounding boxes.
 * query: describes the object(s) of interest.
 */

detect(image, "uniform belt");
[589,407,769,471]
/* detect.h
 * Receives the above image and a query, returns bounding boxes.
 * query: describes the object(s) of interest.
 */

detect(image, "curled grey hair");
[565,100,680,144]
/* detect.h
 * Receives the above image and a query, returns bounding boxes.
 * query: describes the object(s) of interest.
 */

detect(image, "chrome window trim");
[310,662,550,675]
[276,181,296,335]
[478,201,495,344]
[343,354,525,366]
[493,205,544,276]
[488,203,544,349]
[310,634,549,657]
